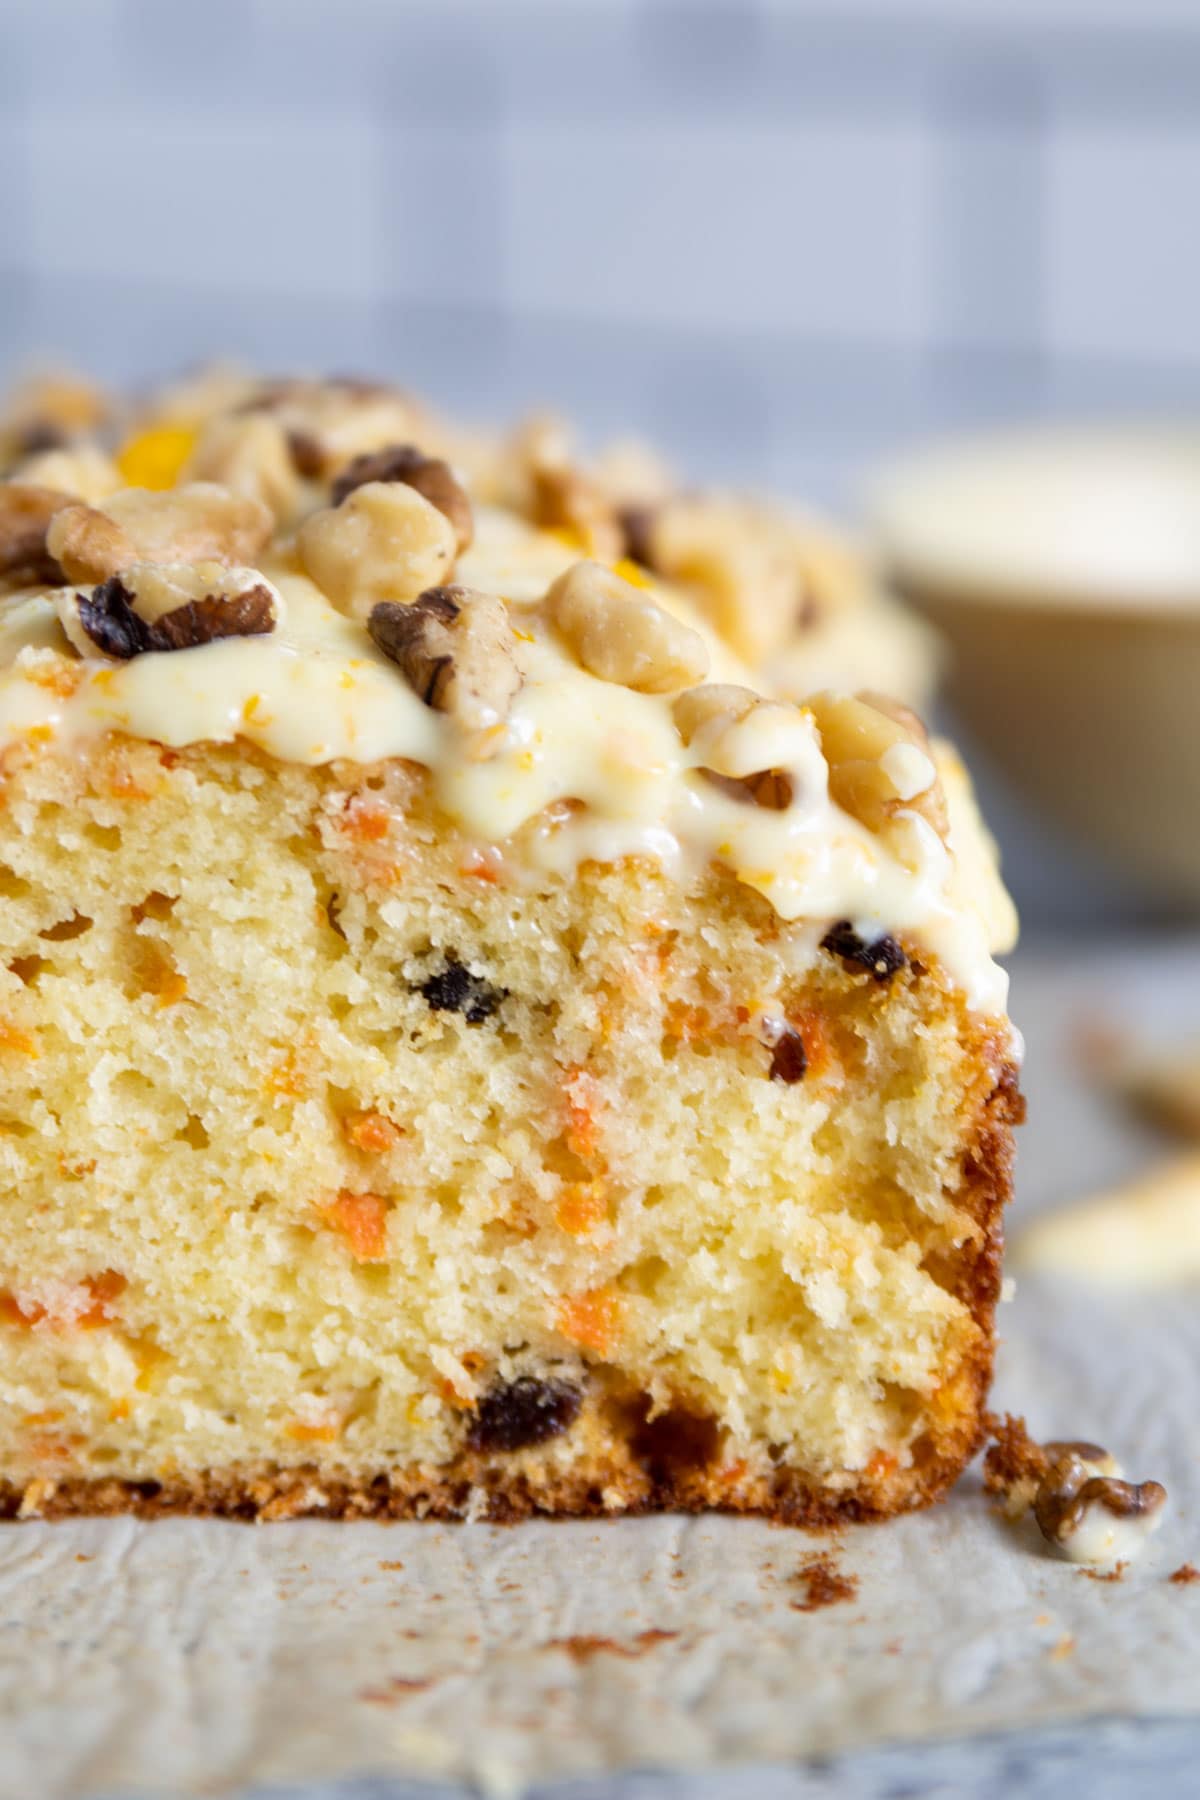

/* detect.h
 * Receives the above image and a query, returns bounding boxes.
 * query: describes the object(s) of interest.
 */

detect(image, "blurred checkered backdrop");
[3,0,1200,927]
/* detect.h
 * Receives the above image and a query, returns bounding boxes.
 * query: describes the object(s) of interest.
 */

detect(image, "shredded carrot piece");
[340,795,391,842]
[342,1109,402,1154]
[1,1270,125,1332]
[555,1179,609,1236]
[556,1286,623,1356]
[285,1416,342,1443]
[318,1191,389,1262]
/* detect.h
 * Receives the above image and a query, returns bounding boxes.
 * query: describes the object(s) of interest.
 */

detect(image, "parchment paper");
[3,942,1199,1799]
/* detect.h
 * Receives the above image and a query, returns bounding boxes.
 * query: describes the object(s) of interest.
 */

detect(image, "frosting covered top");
[0,372,1015,1017]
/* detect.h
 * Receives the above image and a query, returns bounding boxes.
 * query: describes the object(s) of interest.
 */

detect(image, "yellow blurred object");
[1014,1151,1200,1289]
[115,424,197,491]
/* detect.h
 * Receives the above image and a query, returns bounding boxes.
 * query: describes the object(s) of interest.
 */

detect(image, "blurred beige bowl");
[871,427,1200,905]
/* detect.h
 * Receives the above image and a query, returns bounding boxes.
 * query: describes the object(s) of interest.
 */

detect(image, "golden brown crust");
[0,1051,1020,1527]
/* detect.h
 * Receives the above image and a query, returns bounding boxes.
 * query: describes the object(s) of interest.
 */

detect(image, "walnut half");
[58,563,281,660]
[368,585,521,736]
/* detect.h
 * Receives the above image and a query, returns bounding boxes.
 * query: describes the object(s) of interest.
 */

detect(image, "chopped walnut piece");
[48,482,274,584]
[547,560,709,694]
[46,503,138,585]
[11,443,123,505]
[184,414,301,522]
[1034,1452,1167,1567]
[299,481,457,623]
[369,585,521,734]
[58,564,281,660]
[807,690,948,840]
[642,495,804,665]
[331,445,473,554]
[0,483,73,583]
[984,1417,1167,1567]
[238,376,431,479]
[673,682,820,811]
[106,482,274,566]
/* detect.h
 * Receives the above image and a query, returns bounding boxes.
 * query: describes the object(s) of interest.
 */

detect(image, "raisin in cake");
[0,373,1019,1522]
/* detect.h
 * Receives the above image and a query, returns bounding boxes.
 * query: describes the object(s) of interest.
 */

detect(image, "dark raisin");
[768,1027,807,1084]
[468,1376,583,1452]
[417,955,506,1023]
[821,921,907,983]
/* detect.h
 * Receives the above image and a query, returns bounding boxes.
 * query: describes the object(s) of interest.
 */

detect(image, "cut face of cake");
[0,374,1019,1522]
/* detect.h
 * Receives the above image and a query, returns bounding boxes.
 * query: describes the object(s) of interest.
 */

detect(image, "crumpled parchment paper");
[2,945,1199,1799]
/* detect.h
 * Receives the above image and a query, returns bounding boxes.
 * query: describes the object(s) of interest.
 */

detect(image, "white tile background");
[1,0,1198,925]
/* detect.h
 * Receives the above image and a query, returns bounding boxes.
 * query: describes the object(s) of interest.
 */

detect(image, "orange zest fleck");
[556,1286,623,1356]
[555,1179,609,1236]
[115,423,197,490]
[24,660,83,699]
[318,1191,390,1262]
[342,1109,402,1155]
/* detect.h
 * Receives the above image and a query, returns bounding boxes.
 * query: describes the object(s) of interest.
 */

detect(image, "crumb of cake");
[1081,1562,1127,1582]
[360,1676,435,1702]
[789,1552,858,1613]
[1169,1563,1200,1585]
[547,1629,679,1664]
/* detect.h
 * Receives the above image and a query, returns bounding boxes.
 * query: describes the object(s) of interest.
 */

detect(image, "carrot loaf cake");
[0,373,1018,1522]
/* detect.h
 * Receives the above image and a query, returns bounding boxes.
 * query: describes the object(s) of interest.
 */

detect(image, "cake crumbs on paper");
[1169,1563,1200,1585]
[790,1552,858,1613]
[378,1559,405,1571]
[547,1629,679,1664]
[1051,1634,1076,1661]
[360,1676,435,1703]
[1081,1562,1126,1583]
